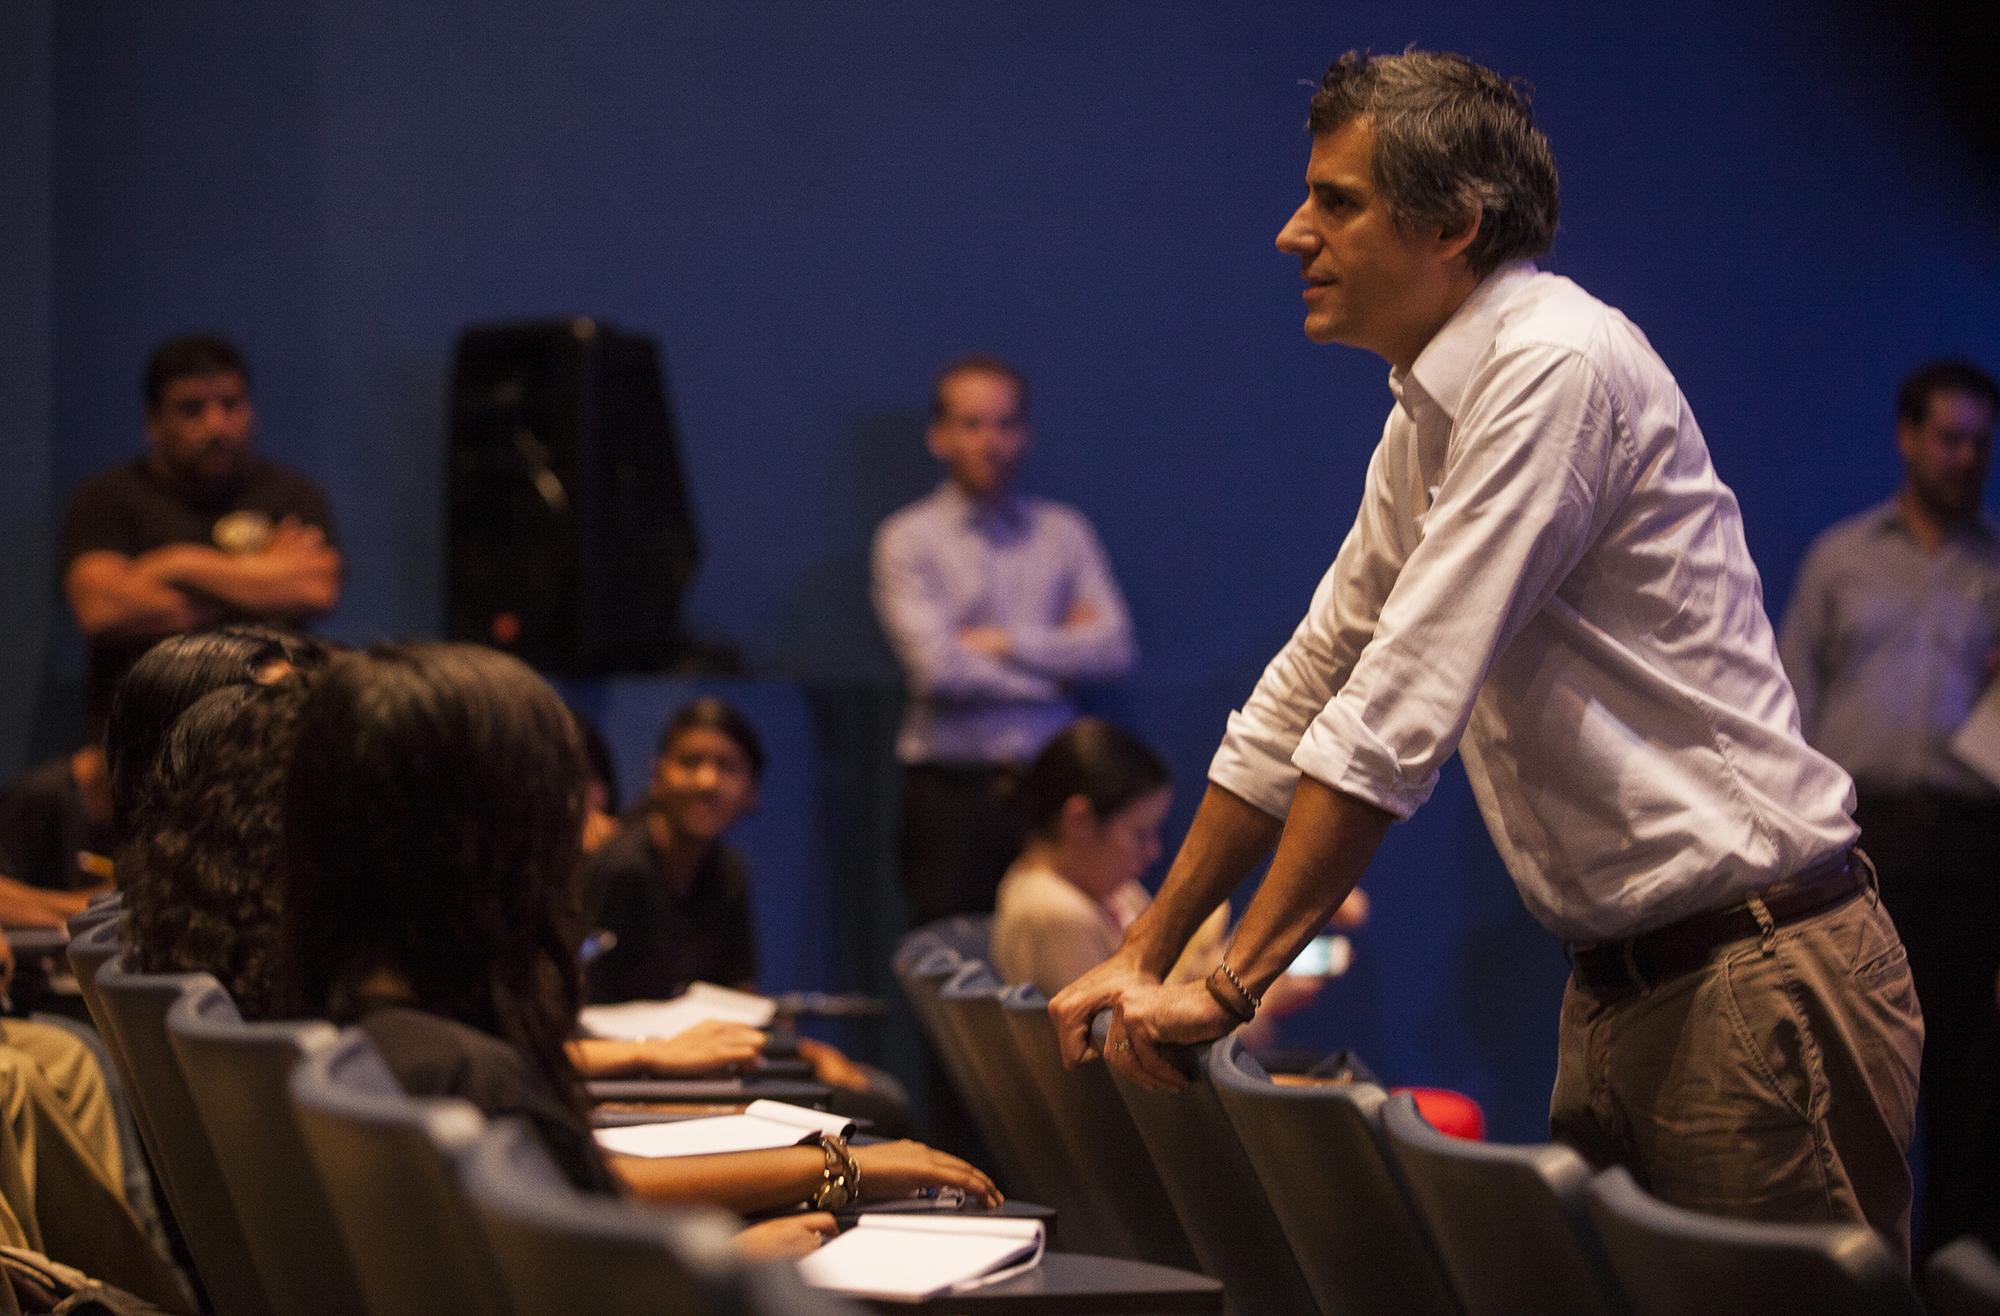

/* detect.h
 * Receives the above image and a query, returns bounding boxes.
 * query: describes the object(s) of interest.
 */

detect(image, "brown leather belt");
[1568,850,1865,1003]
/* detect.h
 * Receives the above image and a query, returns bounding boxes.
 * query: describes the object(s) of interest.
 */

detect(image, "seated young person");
[572,700,883,1100]
[581,698,765,1003]
[992,719,1230,996]
[279,644,997,1256]
[993,719,1347,1038]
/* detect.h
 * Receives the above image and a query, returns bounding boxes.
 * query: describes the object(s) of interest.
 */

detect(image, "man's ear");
[925,421,950,465]
[1896,419,1919,466]
[1438,200,1484,265]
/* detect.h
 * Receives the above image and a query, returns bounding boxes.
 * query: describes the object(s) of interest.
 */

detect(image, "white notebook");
[1951,682,2000,791]
[594,1100,853,1159]
[577,982,777,1041]
[796,1215,1045,1303]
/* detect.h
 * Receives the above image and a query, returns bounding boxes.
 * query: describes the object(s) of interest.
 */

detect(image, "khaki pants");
[0,1021,185,1308]
[1551,887,1923,1262]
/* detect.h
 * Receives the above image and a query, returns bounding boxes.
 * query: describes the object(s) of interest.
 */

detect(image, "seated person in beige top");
[992,719,1226,995]
[995,719,1359,1045]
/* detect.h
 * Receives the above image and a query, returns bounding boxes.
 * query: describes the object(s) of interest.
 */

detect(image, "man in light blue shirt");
[872,356,1135,924]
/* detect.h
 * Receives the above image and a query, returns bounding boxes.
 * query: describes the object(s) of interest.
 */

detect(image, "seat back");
[165,981,370,1316]
[893,944,1040,1196]
[894,917,993,972]
[1585,1167,1922,1316]
[1101,1024,1317,1315]
[1926,1235,2000,1316]
[1380,1091,1620,1316]
[461,1117,738,1315]
[995,984,1199,1270]
[64,915,126,1060]
[289,1030,513,1316]
[1207,1035,1458,1316]
[66,894,125,937]
[92,953,275,1316]
[933,963,1073,1224]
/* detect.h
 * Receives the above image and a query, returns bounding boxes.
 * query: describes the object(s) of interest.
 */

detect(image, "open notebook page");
[796,1215,1045,1302]
[595,1100,853,1158]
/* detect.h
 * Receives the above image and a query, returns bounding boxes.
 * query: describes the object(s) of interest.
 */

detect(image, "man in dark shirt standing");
[61,335,341,725]
[1780,358,2000,1253]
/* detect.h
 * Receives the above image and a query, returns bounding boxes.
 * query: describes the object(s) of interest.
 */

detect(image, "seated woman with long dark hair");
[280,643,997,1248]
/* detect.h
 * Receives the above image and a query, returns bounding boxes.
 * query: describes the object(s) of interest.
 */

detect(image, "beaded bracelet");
[809,1133,860,1210]
[1207,963,1257,1024]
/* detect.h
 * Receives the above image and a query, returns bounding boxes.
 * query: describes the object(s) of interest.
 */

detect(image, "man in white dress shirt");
[1051,49,1922,1256]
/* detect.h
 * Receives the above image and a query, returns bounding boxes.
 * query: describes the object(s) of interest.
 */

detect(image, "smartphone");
[1286,933,1352,978]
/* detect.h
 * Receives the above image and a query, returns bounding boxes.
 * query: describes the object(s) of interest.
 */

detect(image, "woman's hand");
[570,1020,768,1079]
[852,1141,1003,1207]
[795,1037,869,1092]
[734,1213,836,1260]
[648,1019,768,1075]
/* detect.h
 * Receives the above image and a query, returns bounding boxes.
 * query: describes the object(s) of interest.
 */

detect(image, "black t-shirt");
[581,824,759,1005]
[60,455,336,715]
[356,1004,617,1197]
[0,756,113,891]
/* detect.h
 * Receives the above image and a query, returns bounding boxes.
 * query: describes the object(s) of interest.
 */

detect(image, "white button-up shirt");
[1209,263,1856,942]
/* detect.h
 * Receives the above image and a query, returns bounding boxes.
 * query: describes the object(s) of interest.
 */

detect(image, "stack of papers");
[578,982,777,1041]
[594,1100,853,1158]
[1951,683,2000,790]
[797,1215,1045,1302]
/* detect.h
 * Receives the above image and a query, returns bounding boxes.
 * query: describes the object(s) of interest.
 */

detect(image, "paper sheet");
[796,1215,1044,1302]
[594,1100,852,1158]
[577,982,777,1040]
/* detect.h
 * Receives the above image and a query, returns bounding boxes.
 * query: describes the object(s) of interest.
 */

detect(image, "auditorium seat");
[165,979,369,1316]
[1097,1020,1318,1315]
[62,916,126,1069]
[1927,1235,2000,1316]
[1585,1166,1922,1315]
[933,961,1078,1237]
[289,1030,514,1316]
[892,943,1042,1199]
[462,1118,863,1316]
[91,955,274,1316]
[995,983,1200,1271]
[1380,1090,1621,1315]
[1206,1034,1457,1315]
[893,916,993,972]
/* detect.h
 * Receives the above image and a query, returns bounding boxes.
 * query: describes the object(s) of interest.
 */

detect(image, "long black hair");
[1019,718,1170,839]
[124,680,306,1020]
[281,643,588,1112]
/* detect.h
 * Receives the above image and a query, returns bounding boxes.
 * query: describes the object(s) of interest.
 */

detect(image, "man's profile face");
[928,370,1028,500]
[1900,388,1997,521]
[146,370,254,492]
[1275,117,1458,363]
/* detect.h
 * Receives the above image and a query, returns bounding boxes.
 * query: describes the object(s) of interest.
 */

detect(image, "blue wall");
[12,2,1999,1138]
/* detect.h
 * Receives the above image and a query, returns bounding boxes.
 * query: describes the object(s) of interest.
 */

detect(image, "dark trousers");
[897,762,1026,927]
[1856,788,2000,1255]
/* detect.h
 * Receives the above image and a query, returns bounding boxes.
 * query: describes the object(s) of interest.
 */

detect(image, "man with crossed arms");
[1052,49,1921,1256]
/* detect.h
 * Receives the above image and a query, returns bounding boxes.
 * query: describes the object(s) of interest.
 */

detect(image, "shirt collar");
[1391,260,1540,424]
[1868,497,1997,545]
[937,479,1025,532]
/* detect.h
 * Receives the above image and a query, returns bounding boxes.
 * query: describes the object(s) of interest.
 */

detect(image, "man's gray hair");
[1309,50,1560,276]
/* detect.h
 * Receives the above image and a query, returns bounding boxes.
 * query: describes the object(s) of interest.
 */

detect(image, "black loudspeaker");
[446,319,699,673]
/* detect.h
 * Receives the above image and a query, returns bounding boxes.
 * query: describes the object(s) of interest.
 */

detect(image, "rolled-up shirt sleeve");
[1209,432,1409,819]
[872,520,1062,703]
[1292,347,1627,819]
[1007,514,1137,682]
